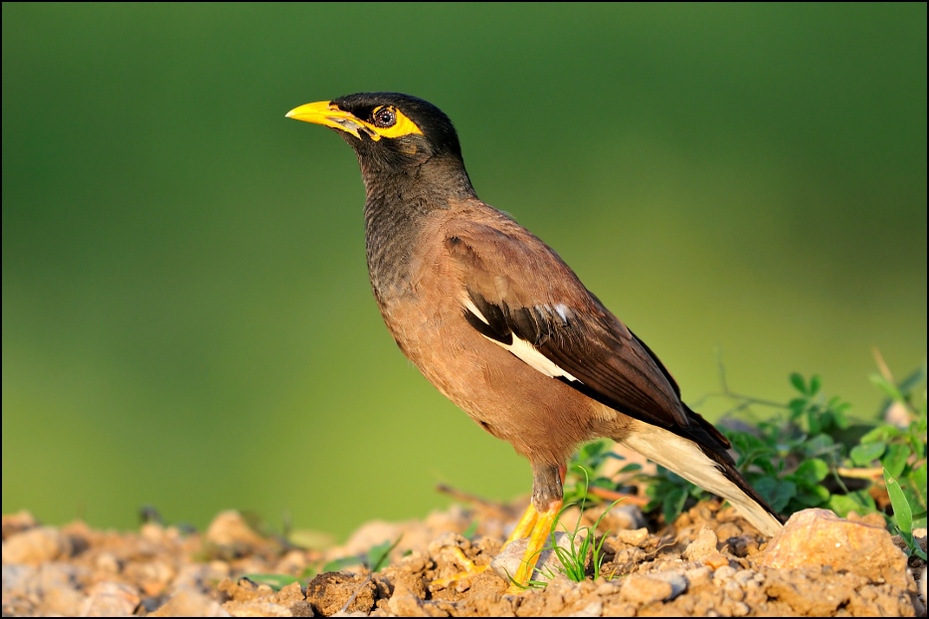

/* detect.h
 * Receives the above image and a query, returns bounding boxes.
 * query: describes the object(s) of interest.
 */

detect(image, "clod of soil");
[1,501,926,617]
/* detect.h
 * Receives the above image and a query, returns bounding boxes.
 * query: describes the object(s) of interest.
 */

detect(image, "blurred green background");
[3,4,926,540]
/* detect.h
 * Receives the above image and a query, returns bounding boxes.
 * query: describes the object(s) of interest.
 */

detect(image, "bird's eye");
[372,106,397,128]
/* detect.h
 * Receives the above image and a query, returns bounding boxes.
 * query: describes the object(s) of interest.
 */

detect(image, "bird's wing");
[444,214,709,436]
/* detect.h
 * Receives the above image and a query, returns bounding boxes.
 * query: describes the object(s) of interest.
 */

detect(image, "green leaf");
[908,466,927,512]
[859,424,901,444]
[755,477,796,513]
[802,433,837,456]
[663,486,688,525]
[881,443,909,479]
[242,573,299,591]
[850,442,886,466]
[728,430,767,453]
[826,491,875,518]
[809,375,822,396]
[884,469,913,536]
[826,397,851,428]
[322,556,363,572]
[461,520,479,539]
[788,398,807,419]
[368,535,403,572]
[792,458,829,484]
[748,456,778,477]
[790,373,807,394]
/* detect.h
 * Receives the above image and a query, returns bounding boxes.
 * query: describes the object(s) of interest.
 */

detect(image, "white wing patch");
[463,297,489,324]
[463,297,581,383]
[505,335,580,382]
[553,303,572,324]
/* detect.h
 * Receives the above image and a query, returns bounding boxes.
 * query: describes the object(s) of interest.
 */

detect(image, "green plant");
[236,528,399,590]
[884,468,927,561]
[240,537,403,591]
[512,494,617,589]
[322,535,403,573]
[581,357,926,554]
[547,500,614,582]
[643,467,710,527]
[240,572,302,591]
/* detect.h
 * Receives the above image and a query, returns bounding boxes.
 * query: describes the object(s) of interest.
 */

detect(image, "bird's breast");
[368,228,603,465]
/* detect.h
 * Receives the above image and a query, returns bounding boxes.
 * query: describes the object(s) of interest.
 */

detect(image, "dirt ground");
[2,492,926,617]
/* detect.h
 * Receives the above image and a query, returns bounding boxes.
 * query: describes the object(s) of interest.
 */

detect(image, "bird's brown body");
[371,198,632,504]
[287,92,782,585]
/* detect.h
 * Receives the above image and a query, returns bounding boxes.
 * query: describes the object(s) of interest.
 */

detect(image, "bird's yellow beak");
[286,100,372,140]
[286,100,424,141]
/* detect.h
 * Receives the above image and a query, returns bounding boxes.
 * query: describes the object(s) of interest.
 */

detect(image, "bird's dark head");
[287,92,465,174]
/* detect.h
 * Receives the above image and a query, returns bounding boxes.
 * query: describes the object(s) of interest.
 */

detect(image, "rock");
[204,511,268,552]
[94,551,121,574]
[222,599,294,617]
[2,526,72,564]
[764,568,862,616]
[650,570,688,600]
[387,581,434,617]
[1,501,924,617]
[570,598,603,617]
[847,510,888,528]
[610,504,647,531]
[682,565,713,588]
[713,565,737,582]
[304,572,376,616]
[32,563,87,616]
[140,522,168,543]
[618,573,674,604]
[759,508,911,589]
[703,552,732,570]
[148,587,229,617]
[914,527,928,554]
[918,566,927,610]
[683,526,718,561]
[613,527,650,547]
[1,563,36,596]
[1,511,38,539]
[594,579,620,596]
[217,577,265,603]
[215,577,303,617]
[173,562,229,592]
[271,581,306,607]
[79,581,140,617]
[123,558,176,596]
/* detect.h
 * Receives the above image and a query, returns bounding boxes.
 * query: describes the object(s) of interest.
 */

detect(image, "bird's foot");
[498,501,562,593]
[429,546,488,592]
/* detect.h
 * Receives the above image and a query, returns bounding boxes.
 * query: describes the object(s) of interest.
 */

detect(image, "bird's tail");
[617,417,783,536]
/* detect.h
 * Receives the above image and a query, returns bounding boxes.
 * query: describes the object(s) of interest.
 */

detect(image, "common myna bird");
[287,92,782,586]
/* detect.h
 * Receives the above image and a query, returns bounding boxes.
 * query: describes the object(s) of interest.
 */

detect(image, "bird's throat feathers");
[362,180,443,297]
[360,149,477,296]
[354,144,477,205]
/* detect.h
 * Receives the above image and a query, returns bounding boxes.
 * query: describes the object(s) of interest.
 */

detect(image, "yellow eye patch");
[368,105,423,140]
[286,100,423,141]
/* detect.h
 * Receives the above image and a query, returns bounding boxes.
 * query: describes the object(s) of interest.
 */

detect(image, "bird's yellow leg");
[508,500,561,592]
[504,502,539,546]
